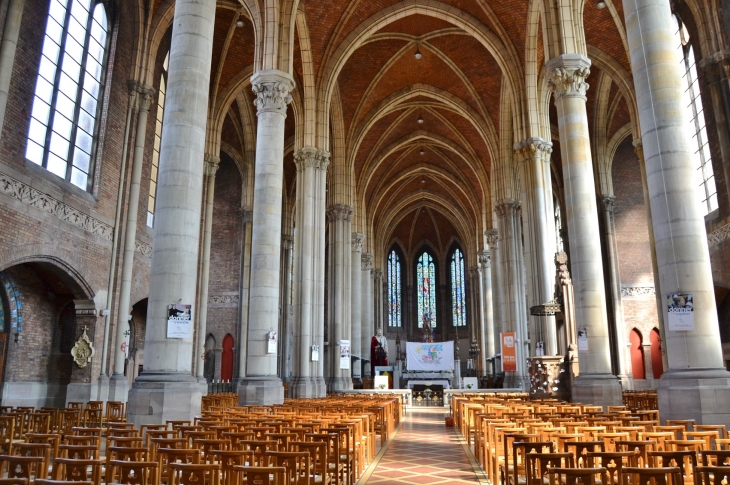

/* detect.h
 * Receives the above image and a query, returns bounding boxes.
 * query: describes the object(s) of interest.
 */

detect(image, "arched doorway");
[649,329,663,379]
[630,329,645,380]
[221,334,234,381]
[204,334,216,382]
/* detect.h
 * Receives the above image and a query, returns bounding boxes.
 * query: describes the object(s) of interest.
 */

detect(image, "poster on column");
[501,332,517,372]
[406,341,454,371]
[339,340,350,369]
[577,326,588,351]
[167,304,192,338]
[667,293,695,331]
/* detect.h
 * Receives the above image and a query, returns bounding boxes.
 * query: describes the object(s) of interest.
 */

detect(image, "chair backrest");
[169,463,221,485]
[207,450,252,485]
[647,450,697,484]
[266,451,311,485]
[58,445,98,460]
[563,441,604,467]
[0,454,46,480]
[511,441,555,485]
[586,451,635,484]
[621,466,683,485]
[700,451,730,467]
[548,467,608,485]
[695,466,730,485]
[231,465,285,485]
[108,460,159,485]
[525,452,574,485]
[289,441,329,484]
[694,425,728,439]
[52,458,103,484]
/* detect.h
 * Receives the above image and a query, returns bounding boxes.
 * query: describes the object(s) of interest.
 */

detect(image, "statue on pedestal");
[371,328,388,376]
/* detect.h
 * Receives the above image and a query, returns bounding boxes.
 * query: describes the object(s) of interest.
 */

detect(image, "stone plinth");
[658,369,730,427]
[127,373,202,426]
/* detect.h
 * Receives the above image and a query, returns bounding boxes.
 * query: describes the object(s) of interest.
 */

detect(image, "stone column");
[623,0,730,424]
[127,0,216,424]
[0,0,24,132]
[237,208,253,379]
[600,195,629,381]
[478,250,494,367]
[237,69,294,405]
[109,83,155,401]
[313,154,329,398]
[547,54,621,406]
[373,270,383,333]
[290,148,326,398]
[361,253,374,378]
[279,235,293,383]
[487,230,503,355]
[495,201,529,388]
[515,138,558,355]
[195,155,220,380]
[350,233,364,383]
[326,205,353,392]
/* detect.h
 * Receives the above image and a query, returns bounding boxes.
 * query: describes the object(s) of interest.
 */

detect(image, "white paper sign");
[340,340,350,369]
[667,293,695,331]
[311,345,319,362]
[577,326,588,351]
[167,304,192,338]
[267,331,277,354]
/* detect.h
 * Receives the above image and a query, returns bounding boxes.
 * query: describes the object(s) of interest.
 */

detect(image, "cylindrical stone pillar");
[546,53,621,406]
[478,250,494,364]
[238,70,294,405]
[361,254,374,378]
[350,233,364,382]
[127,0,216,423]
[487,230,503,356]
[237,208,253,379]
[313,154,329,397]
[0,0,24,132]
[109,83,155,401]
[326,204,353,392]
[195,155,220,379]
[623,0,730,423]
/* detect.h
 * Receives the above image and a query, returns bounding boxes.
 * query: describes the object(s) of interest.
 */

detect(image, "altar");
[406,379,451,389]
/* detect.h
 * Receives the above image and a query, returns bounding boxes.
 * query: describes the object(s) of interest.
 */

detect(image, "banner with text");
[406,341,454,371]
[501,332,517,372]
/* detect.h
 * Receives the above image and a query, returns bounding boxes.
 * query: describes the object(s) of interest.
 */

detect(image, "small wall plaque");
[71,326,95,368]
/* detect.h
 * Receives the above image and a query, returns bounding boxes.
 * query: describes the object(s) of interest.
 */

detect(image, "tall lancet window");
[26,0,110,191]
[673,14,717,215]
[147,52,169,227]
[387,250,402,328]
[416,251,437,328]
[554,196,564,252]
[450,248,466,327]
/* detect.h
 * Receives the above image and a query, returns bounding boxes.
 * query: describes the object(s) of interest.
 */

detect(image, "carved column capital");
[633,138,644,160]
[294,147,330,172]
[251,70,294,116]
[327,204,353,222]
[281,235,294,250]
[373,269,383,280]
[514,137,553,163]
[127,80,156,112]
[478,249,491,267]
[495,199,521,217]
[204,154,220,176]
[240,206,253,224]
[600,194,616,214]
[352,232,365,252]
[361,253,374,271]
[546,54,591,101]
[486,229,499,250]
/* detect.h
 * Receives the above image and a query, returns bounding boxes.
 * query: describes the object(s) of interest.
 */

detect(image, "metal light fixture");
[417,114,424,123]
[596,1,606,8]
[236,17,245,27]
[419,148,425,155]
[421,177,426,184]
[414,46,423,60]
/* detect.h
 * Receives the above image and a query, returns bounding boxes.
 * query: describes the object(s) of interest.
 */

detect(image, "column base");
[237,376,284,405]
[107,373,129,403]
[572,373,623,408]
[327,376,353,393]
[315,377,327,397]
[504,373,529,391]
[657,368,730,427]
[290,377,318,398]
[127,373,202,426]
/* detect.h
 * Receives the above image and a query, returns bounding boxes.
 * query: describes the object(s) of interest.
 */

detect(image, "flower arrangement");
[377,383,387,390]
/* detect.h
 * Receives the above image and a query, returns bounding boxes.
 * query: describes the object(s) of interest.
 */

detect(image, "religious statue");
[370,328,388,376]
[422,312,435,343]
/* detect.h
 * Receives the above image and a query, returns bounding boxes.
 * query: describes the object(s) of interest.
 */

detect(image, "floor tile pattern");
[360,408,487,484]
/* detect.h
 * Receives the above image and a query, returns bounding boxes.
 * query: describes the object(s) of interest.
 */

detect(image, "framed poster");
[577,326,588,351]
[667,293,694,331]
[501,332,516,372]
[339,340,350,369]
[267,331,278,354]
[311,345,320,362]
[167,304,192,338]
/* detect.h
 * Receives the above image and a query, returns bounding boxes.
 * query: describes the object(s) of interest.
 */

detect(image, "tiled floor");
[359,407,488,484]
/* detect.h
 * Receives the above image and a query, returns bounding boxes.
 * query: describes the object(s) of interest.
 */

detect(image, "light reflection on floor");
[359,407,488,484]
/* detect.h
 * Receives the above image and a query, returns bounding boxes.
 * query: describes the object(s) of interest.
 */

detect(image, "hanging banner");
[406,341,454,371]
[339,340,350,369]
[667,293,694,331]
[577,326,588,351]
[167,304,192,338]
[501,332,517,372]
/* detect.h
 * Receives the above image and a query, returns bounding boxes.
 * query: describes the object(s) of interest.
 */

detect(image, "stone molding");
[251,70,294,116]
[514,137,553,163]
[0,172,113,240]
[708,223,730,247]
[361,253,373,270]
[495,199,521,217]
[240,206,253,224]
[486,229,498,250]
[135,240,152,257]
[373,269,383,279]
[546,54,591,101]
[620,286,656,298]
[204,154,220,177]
[208,294,240,305]
[478,249,490,267]
[352,233,365,252]
[326,204,353,222]
[601,195,616,213]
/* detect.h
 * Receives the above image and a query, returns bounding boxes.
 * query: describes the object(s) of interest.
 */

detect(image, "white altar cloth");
[406,379,451,390]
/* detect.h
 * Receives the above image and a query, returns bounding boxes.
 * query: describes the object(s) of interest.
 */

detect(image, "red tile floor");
[359,407,488,484]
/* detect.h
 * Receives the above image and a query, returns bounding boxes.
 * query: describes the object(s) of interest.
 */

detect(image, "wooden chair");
[524,452,574,485]
[35,480,90,485]
[695,466,730,485]
[169,463,221,485]
[0,416,15,454]
[107,460,159,485]
[647,450,697,485]
[11,442,51,477]
[509,441,554,485]
[241,440,278,466]
[290,441,331,485]
[615,440,655,466]
[28,413,51,434]
[231,465,286,485]
[51,458,103,484]
[694,425,728,439]
[58,445,98,460]
[309,432,345,485]
[700,451,730,467]
[586,452,638,485]
[639,432,674,451]
[266,451,311,485]
[621,467,683,485]
[548,467,608,485]
[207,450,253,485]
[683,431,719,450]
[0,454,47,481]
[666,420,695,432]
[563,441,604,468]
[106,402,126,423]
[156,449,200,485]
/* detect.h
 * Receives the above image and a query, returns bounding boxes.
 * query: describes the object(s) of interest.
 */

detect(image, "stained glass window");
[416,251,437,328]
[26,0,109,191]
[554,196,564,252]
[147,52,169,227]
[387,250,402,327]
[451,248,466,327]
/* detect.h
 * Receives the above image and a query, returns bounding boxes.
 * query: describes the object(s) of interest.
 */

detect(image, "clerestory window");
[450,248,466,327]
[387,249,402,328]
[147,52,169,227]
